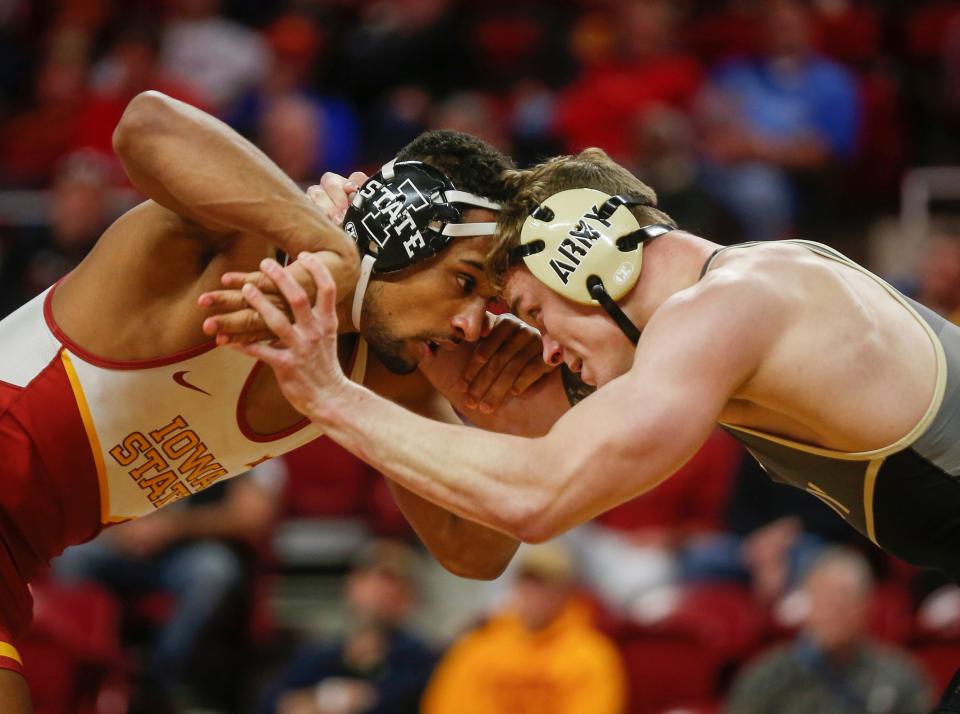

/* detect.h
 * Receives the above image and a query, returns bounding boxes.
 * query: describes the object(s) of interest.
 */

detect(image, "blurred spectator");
[697,0,860,242]
[226,13,359,178]
[429,91,508,153]
[627,102,728,242]
[947,12,960,118]
[159,0,269,111]
[912,227,960,324]
[555,0,703,162]
[421,542,626,714]
[258,94,334,185]
[331,0,469,108]
[0,26,90,187]
[463,3,572,91]
[0,149,116,315]
[569,429,741,611]
[678,450,871,606]
[506,79,564,168]
[73,21,208,159]
[684,0,762,64]
[53,462,284,713]
[258,540,435,714]
[813,0,882,68]
[726,547,932,714]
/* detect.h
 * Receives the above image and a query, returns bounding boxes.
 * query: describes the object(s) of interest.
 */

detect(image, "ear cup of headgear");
[515,188,644,304]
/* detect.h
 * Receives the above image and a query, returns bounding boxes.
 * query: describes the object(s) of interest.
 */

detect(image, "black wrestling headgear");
[343,159,501,329]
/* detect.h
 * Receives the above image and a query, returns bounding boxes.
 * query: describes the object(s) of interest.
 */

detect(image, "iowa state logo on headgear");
[342,158,502,331]
[343,159,501,274]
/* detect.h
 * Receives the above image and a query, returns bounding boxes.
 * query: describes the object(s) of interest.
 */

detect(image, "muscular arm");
[310,282,771,543]
[371,364,520,579]
[112,91,358,294]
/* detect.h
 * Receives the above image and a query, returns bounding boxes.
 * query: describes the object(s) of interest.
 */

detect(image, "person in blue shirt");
[697,0,861,242]
[258,541,436,714]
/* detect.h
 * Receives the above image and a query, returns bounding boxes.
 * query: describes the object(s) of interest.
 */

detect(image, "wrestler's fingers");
[220,270,279,293]
[479,311,497,338]
[511,352,557,395]
[241,282,297,340]
[461,319,515,385]
[468,331,539,406]
[206,309,271,340]
[228,340,291,369]
[347,171,368,187]
[197,289,248,312]
[202,291,290,336]
[259,259,314,326]
[317,172,354,220]
[297,253,338,326]
[476,356,529,413]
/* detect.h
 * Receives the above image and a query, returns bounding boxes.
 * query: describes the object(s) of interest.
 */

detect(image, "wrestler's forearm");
[383,479,519,579]
[112,91,358,293]
[311,368,701,542]
[316,382,553,541]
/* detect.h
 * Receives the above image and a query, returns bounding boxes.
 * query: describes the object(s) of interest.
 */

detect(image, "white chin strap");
[351,254,376,331]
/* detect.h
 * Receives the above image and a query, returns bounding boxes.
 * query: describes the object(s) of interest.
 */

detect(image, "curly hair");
[487,148,677,291]
[395,130,515,203]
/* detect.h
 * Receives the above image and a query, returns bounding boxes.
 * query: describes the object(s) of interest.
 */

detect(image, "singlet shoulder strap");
[698,242,764,280]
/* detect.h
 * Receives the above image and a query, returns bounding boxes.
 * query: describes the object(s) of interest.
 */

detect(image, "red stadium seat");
[627,583,767,663]
[910,643,960,693]
[619,635,721,714]
[22,579,129,714]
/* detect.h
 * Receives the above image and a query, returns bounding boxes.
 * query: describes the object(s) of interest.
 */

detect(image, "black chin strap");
[583,221,673,346]
[587,275,641,345]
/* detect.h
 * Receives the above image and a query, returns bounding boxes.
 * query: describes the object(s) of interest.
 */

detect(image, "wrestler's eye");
[457,274,477,295]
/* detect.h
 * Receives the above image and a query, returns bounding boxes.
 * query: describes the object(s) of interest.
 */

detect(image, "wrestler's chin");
[583,362,620,389]
[580,365,598,387]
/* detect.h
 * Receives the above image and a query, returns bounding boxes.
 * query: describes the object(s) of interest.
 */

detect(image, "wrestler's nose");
[542,334,563,366]
[452,299,486,343]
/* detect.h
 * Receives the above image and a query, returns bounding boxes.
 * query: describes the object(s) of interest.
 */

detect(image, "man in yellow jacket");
[422,542,626,714]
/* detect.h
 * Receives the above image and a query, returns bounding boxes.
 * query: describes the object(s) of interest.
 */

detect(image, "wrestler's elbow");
[513,512,562,545]
[499,491,562,545]
[113,91,175,157]
[437,546,516,581]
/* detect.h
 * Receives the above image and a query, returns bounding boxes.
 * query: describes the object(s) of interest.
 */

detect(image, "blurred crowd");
[4,0,960,712]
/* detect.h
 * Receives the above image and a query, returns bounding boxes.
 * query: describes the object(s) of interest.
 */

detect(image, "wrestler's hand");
[198,172,367,343]
[199,260,318,344]
[230,253,350,419]
[311,170,369,224]
[459,313,556,413]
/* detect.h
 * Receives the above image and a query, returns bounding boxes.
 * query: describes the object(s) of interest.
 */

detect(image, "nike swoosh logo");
[173,371,211,396]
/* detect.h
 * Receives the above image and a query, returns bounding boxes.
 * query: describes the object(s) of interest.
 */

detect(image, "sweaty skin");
[232,234,938,544]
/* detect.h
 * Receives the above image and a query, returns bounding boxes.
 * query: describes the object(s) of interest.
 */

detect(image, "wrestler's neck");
[622,231,719,331]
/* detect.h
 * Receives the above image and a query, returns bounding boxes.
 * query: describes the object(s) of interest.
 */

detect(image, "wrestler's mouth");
[424,338,460,355]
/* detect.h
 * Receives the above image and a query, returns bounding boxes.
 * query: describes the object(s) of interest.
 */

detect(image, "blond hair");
[488,148,676,290]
